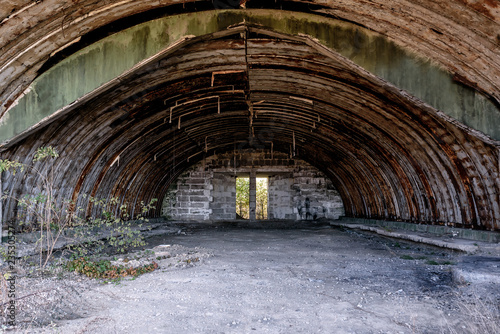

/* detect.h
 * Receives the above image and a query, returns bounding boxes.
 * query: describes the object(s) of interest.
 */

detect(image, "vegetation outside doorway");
[236,176,268,220]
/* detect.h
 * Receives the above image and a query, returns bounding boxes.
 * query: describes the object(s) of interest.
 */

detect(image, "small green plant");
[65,257,158,279]
[0,160,24,174]
[400,255,414,260]
[184,257,199,264]
[161,186,177,220]
[1,147,67,268]
[1,146,158,269]
[67,197,157,259]
[0,246,8,262]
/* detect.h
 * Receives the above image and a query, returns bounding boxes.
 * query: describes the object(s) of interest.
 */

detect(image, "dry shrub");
[444,292,500,334]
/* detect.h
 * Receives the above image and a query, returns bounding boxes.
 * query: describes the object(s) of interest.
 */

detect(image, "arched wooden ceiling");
[1,1,499,230]
[2,0,500,115]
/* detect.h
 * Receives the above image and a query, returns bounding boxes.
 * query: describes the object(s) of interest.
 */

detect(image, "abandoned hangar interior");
[0,0,500,233]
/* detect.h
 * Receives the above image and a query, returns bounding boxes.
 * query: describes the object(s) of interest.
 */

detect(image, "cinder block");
[190,190,206,196]
[189,209,208,215]
[190,202,208,208]
[186,215,207,220]
[189,196,208,202]
[210,203,222,209]
[186,178,206,184]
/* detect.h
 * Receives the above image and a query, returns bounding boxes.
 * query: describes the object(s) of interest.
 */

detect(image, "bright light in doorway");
[256,177,268,220]
[235,176,268,220]
[236,177,250,219]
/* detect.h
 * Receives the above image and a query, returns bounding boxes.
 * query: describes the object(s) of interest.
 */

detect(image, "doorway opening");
[235,175,268,220]
[236,176,250,219]
[256,177,268,220]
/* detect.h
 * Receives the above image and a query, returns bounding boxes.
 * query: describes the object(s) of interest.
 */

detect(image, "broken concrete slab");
[453,256,500,284]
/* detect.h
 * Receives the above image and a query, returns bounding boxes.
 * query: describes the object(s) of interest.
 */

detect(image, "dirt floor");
[3,221,500,333]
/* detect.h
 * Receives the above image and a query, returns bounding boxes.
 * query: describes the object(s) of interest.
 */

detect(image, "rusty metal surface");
[1,24,499,231]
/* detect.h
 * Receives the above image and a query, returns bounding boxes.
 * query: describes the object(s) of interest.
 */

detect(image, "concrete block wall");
[211,173,237,220]
[162,167,213,221]
[268,174,295,219]
[162,149,344,221]
[289,165,344,220]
